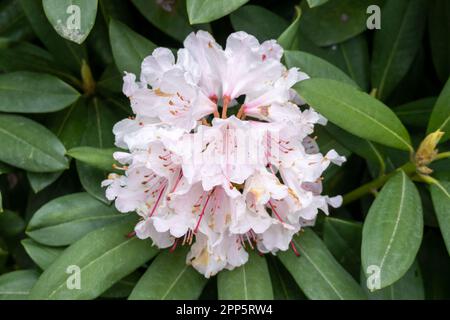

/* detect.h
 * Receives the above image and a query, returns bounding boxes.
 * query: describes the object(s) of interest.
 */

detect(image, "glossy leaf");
[428,77,450,142]
[29,217,158,300]
[67,147,116,171]
[230,5,288,42]
[131,0,200,42]
[337,35,370,91]
[371,0,427,100]
[109,19,156,75]
[285,51,357,87]
[218,250,273,300]
[42,0,98,44]
[295,79,413,151]
[323,217,362,278]
[0,114,68,172]
[394,97,436,128]
[187,0,249,24]
[430,180,450,254]
[362,261,424,300]
[27,171,62,193]
[0,71,80,113]
[306,0,328,8]
[362,171,423,289]
[300,0,382,46]
[129,247,207,300]
[27,192,124,246]
[0,270,39,300]
[278,229,366,300]
[21,239,64,270]
[267,256,305,300]
[0,210,25,238]
[277,6,301,50]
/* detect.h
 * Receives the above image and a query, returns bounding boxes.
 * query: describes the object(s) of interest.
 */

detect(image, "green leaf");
[29,217,158,300]
[371,0,427,101]
[0,114,68,172]
[277,6,301,50]
[0,270,39,300]
[394,97,436,128]
[101,272,140,298]
[323,217,362,278]
[337,35,370,91]
[42,0,98,44]
[0,0,33,41]
[306,0,329,8]
[68,147,116,171]
[428,77,450,142]
[187,0,249,24]
[27,171,62,193]
[47,98,89,150]
[295,79,413,151]
[230,5,288,42]
[109,19,156,75]
[324,123,385,173]
[278,229,366,300]
[131,0,201,42]
[0,71,80,113]
[0,210,25,238]
[267,256,305,300]
[27,192,124,246]
[19,0,86,73]
[299,0,382,46]
[21,239,64,270]
[218,250,273,300]
[362,261,424,300]
[362,171,423,289]
[285,51,357,87]
[428,0,450,82]
[77,98,119,203]
[0,162,13,175]
[429,179,450,255]
[129,247,207,300]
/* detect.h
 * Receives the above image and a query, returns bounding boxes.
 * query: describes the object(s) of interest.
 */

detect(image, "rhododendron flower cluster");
[103,31,345,277]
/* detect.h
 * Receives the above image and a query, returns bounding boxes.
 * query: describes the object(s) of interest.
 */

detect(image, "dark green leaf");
[267,255,305,300]
[27,192,124,246]
[371,0,427,100]
[131,0,200,42]
[109,19,156,75]
[0,270,39,300]
[29,217,158,299]
[428,0,450,82]
[21,239,64,269]
[323,217,362,278]
[429,179,450,254]
[218,250,273,300]
[230,5,288,42]
[0,114,68,172]
[306,0,329,8]
[362,261,424,299]
[68,147,116,171]
[394,97,436,128]
[278,229,366,300]
[362,171,423,289]
[0,71,80,113]
[296,79,413,151]
[337,35,370,91]
[130,247,207,300]
[285,51,357,87]
[300,0,382,46]
[27,171,62,193]
[187,0,249,24]
[0,210,25,238]
[428,77,450,142]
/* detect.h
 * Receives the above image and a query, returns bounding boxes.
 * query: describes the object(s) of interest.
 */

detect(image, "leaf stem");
[434,151,450,161]
[342,162,416,205]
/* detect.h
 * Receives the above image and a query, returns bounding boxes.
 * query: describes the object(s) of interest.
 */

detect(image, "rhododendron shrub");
[0,0,449,300]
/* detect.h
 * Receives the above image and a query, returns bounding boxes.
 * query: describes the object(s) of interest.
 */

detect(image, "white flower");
[103,30,345,278]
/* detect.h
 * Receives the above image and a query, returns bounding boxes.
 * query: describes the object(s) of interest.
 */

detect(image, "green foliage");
[0,0,448,301]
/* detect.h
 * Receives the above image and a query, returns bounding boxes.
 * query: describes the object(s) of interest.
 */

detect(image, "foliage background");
[0,0,449,300]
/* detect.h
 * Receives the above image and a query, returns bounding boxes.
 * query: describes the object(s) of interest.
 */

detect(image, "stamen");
[221,95,231,119]
[194,188,215,233]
